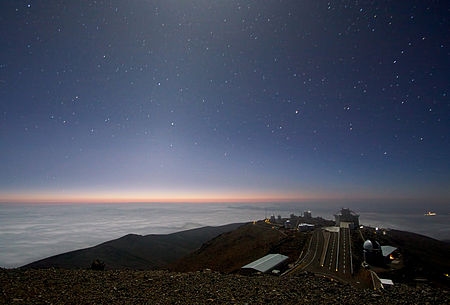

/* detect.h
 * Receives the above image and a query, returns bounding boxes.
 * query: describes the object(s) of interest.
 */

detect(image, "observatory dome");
[363,240,380,252]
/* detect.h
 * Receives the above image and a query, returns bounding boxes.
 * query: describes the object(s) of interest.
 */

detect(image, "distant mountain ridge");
[22,223,244,270]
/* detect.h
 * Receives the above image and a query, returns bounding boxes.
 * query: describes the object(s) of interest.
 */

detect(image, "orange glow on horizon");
[1,188,437,204]
[0,189,320,204]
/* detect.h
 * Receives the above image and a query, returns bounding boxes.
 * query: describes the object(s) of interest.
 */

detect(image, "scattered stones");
[0,268,448,304]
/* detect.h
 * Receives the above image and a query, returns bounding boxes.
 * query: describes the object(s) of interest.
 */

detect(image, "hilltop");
[169,221,310,273]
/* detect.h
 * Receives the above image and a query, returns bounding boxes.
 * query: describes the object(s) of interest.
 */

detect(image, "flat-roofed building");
[241,254,289,274]
[380,279,394,290]
[298,223,315,232]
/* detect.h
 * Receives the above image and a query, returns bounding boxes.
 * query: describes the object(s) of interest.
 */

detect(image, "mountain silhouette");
[22,223,243,270]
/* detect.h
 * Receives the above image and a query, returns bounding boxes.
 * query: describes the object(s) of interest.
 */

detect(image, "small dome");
[363,239,381,251]
[363,240,373,251]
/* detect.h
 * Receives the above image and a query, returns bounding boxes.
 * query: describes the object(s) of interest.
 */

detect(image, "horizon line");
[0,192,443,205]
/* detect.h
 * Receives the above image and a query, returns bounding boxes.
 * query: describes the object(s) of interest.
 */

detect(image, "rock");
[91,259,105,271]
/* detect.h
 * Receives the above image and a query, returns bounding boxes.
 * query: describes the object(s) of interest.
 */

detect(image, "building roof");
[298,223,315,227]
[380,278,394,286]
[242,254,289,273]
[381,245,398,257]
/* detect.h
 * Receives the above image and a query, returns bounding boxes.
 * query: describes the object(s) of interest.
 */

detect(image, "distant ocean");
[1,201,449,268]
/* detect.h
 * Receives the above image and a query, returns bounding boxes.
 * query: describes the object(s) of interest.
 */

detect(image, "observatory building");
[334,208,359,229]
[363,239,399,266]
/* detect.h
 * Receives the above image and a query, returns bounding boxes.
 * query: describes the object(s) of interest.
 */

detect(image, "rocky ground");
[1,268,448,305]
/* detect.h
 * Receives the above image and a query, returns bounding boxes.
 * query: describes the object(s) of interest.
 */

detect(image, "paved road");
[291,227,354,280]
[338,227,352,275]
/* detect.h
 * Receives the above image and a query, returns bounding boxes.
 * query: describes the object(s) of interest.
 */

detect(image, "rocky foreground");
[1,269,448,305]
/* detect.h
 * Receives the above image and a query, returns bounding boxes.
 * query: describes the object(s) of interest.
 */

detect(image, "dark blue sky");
[1,1,449,203]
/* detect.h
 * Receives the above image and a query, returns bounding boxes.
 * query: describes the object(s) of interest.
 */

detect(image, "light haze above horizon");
[1,1,449,204]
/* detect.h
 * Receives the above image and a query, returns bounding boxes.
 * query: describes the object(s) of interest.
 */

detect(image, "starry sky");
[1,1,449,204]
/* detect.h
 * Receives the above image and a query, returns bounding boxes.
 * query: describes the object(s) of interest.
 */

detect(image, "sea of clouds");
[1,202,448,268]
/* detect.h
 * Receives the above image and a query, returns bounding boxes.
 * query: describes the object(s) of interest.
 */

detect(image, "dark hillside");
[22,223,243,270]
[169,221,310,273]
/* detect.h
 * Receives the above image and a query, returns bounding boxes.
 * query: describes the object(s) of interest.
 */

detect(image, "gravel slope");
[1,269,448,304]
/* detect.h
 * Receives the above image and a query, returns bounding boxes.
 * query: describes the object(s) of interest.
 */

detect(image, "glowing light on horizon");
[1,187,438,205]
[0,188,321,204]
